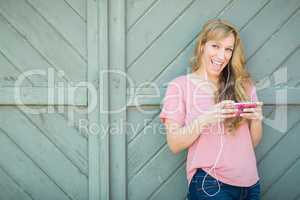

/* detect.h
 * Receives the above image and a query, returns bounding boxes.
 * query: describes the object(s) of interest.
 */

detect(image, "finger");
[243,108,256,113]
[244,107,262,113]
[222,100,235,104]
[240,113,262,120]
[221,112,237,118]
[223,103,235,109]
[256,101,263,106]
[220,100,235,108]
[221,108,239,114]
[220,100,234,109]
[239,113,255,119]
[255,108,263,114]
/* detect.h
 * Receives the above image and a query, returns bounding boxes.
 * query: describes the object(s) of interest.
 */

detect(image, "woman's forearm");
[166,100,237,154]
[250,119,263,148]
[166,115,212,154]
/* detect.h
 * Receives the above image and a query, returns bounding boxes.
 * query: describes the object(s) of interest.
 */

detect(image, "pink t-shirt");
[160,74,259,187]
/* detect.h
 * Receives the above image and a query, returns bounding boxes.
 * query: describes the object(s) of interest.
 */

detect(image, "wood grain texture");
[0,0,299,199]
[0,0,86,82]
[128,115,165,180]
[247,5,300,81]
[153,0,271,87]
[0,129,71,200]
[127,107,160,142]
[259,112,300,199]
[0,52,31,87]
[127,0,194,66]
[149,164,187,200]
[128,145,186,200]
[64,0,86,20]
[109,0,127,199]
[0,167,33,200]
[99,0,110,199]
[0,14,65,86]
[0,0,90,199]
[127,0,231,85]
[0,87,87,106]
[127,0,158,29]
[0,108,88,200]
[241,0,300,60]
[87,0,101,199]
[26,0,86,58]
[262,158,300,200]
[126,0,300,199]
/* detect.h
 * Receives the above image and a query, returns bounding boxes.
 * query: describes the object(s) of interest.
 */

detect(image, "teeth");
[211,61,222,68]
[212,60,222,65]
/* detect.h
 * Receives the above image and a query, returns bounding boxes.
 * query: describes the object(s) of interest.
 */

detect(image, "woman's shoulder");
[241,78,258,99]
[164,75,190,95]
[242,78,256,91]
[168,74,189,86]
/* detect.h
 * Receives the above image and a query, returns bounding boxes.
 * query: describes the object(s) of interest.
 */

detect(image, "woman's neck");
[193,68,219,86]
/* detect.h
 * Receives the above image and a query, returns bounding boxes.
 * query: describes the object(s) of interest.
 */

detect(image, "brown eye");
[212,44,219,48]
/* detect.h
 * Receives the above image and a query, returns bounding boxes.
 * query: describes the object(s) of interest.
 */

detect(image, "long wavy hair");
[190,19,254,132]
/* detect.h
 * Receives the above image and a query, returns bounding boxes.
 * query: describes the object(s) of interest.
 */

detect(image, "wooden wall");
[0,0,299,199]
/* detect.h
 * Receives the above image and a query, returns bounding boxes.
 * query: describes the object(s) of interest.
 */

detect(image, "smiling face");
[199,33,235,81]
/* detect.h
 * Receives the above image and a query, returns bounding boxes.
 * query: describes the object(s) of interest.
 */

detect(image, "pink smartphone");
[234,102,257,116]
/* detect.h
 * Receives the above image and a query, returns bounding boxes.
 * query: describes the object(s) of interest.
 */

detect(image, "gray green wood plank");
[127,107,160,142]
[0,129,70,200]
[241,0,300,60]
[98,0,110,198]
[20,108,88,175]
[0,14,65,86]
[127,0,157,29]
[0,167,33,200]
[258,114,300,195]
[149,163,188,200]
[64,0,86,20]
[127,0,231,85]
[87,0,101,199]
[0,52,31,87]
[153,0,273,87]
[128,116,165,180]
[0,108,88,200]
[127,0,194,66]
[0,0,86,82]
[262,157,300,200]
[128,145,186,200]
[0,87,87,106]
[246,2,300,81]
[256,106,300,162]
[109,0,127,199]
[27,0,86,58]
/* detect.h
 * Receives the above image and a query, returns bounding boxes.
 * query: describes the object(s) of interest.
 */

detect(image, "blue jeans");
[188,168,260,200]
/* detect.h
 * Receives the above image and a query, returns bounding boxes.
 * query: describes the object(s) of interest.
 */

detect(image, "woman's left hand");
[240,102,263,121]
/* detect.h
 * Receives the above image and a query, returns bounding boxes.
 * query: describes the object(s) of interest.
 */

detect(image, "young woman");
[160,19,263,200]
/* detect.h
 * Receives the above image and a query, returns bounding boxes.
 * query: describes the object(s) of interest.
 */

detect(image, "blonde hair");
[190,19,254,132]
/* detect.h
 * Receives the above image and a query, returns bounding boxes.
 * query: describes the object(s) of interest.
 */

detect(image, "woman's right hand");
[204,100,238,125]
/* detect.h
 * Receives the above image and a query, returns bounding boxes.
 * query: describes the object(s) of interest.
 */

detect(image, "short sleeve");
[250,86,258,102]
[159,78,186,126]
[247,82,258,102]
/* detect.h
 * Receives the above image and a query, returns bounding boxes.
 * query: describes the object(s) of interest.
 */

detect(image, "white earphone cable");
[201,65,231,196]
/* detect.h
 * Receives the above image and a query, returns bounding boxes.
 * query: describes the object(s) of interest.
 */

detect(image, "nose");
[217,48,225,60]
